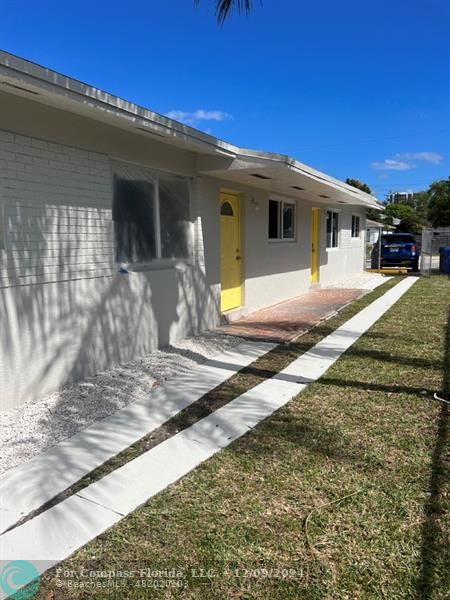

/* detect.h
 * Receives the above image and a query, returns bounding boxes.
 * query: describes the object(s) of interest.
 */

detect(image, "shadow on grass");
[342,347,442,370]
[415,306,449,599]
[243,411,382,472]
[316,377,436,398]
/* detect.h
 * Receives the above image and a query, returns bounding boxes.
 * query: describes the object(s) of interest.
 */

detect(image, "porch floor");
[218,285,373,343]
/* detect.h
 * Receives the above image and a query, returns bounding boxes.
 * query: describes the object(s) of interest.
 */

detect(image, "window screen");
[113,178,156,262]
[269,199,296,240]
[326,210,339,248]
[159,176,191,259]
[283,203,295,238]
[268,200,280,239]
[351,215,360,238]
[111,161,192,264]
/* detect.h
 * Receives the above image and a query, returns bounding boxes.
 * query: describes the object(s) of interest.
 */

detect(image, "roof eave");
[0,49,382,208]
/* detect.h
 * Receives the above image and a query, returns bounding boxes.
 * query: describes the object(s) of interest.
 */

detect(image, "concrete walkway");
[0,273,385,535]
[0,277,417,598]
[0,340,275,534]
[220,273,388,342]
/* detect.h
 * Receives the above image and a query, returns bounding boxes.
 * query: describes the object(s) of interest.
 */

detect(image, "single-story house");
[0,51,381,410]
[366,219,395,244]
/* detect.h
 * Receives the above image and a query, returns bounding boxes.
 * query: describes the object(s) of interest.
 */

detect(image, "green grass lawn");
[37,276,449,600]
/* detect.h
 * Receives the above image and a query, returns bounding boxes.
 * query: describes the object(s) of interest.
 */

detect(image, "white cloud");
[165,109,233,125]
[371,150,444,172]
[394,151,443,165]
[370,159,415,171]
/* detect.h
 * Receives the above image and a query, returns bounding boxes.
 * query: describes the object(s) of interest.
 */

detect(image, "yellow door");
[310,208,320,283]
[220,193,242,312]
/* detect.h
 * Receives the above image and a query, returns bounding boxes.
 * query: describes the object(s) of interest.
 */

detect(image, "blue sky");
[1,0,449,200]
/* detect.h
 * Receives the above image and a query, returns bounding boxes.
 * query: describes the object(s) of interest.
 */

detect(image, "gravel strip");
[323,272,389,290]
[0,332,243,475]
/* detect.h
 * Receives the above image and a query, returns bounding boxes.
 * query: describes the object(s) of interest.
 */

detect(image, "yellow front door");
[220,193,242,312]
[310,208,320,283]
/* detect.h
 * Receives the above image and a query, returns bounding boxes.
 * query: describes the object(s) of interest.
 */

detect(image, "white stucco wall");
[243,194,312,311]
[0,129,219,410]
[317,208,366,285]
[0,265,217,410]
[199,177,366,314]
[198,178,314,313]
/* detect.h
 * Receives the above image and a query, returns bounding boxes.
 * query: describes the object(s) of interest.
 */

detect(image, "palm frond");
[216,0,253,24]
[194,0,258,25]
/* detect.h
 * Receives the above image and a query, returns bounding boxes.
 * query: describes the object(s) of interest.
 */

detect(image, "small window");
[326,210,339,248]
[268,199,296,240]
[113,178,156,263]
[159,175,191,259]
[220,201,234,216]
[351,215,360,238]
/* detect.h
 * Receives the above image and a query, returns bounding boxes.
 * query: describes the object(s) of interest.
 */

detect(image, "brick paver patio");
[219,288,364,342]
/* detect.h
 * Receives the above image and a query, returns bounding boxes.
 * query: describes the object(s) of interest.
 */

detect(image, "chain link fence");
[420,227,450,276]
[365,223,383,270]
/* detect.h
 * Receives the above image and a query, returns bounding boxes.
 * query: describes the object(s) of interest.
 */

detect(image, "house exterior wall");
[199,179,366,310]
[0,128,219,410]
[243,193,312,311]
[0,93,367,411]
[198,178,314,313]
[318,208,366,285]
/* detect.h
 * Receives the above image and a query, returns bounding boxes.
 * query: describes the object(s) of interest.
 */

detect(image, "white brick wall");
[0,130,114,288]
[0,129,220,409]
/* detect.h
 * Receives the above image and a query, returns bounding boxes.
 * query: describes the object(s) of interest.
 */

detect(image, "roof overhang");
[0,50,236,157]
[0,50,383,210]
[197,152,383,209]
[367,219,393,229]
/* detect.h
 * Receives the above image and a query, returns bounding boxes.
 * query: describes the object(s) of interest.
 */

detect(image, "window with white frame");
[351,215,361,238]
[268,199,296,240]
[112,161,191,264]
[326,210,339,248]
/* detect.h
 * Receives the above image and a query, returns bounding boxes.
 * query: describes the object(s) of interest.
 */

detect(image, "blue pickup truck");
[371,233,420,271]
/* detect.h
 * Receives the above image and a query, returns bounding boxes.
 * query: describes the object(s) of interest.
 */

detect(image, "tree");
[427,177,450,227]
[396,215,422,234]
[384,189,430,227]
[345,178,380,221]
[195,0,259,24]
[345,178,372,195]
[412,191,430,226]
[384,203,422,234]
